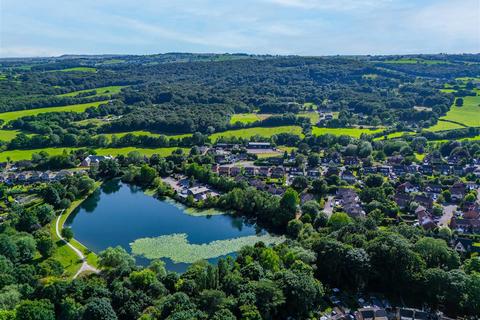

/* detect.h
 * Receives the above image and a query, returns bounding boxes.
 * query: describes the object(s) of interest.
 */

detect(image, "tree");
[61,227,74,241]
[35,231,55,258]
[82,298,118,320]
[16,299,55,320]
[365,174,384,188]
[455,98,464,106]
[291,176,308,192]
[252,279,285,319]
[15,236,36,263]
[280,188,299,214]
[413,237,460,270]
[98,246,135,276]
[327,212,352,230]
[287,219,303,238]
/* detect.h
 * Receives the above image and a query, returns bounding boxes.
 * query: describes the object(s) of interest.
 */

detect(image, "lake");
[65,179,274,272]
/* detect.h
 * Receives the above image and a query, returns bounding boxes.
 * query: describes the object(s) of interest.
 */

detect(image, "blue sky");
[1,0,479,57]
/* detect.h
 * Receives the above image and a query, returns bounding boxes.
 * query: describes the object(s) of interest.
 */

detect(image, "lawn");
[210,126,304,141]
[0,147,188,162]
[58,85,125,98]
[312,127,384,138]
[0,100,109,124]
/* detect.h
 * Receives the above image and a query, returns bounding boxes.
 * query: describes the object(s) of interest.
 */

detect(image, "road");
[55,215,99,278]
[439,204,457,228]
[323,196,335,217]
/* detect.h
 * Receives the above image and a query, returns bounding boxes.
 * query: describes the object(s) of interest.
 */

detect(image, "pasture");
[0,129,22,141]
[312,127,384,138]
[0,100,109,124]
[425,120,466,132]
[436,95,480,128]
[374,131,415,140]
[58,85,125,97]
[298,112,320,124]
[210,126,304,141]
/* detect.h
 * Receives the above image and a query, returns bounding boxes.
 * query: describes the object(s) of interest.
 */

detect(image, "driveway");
[323,196,335,217]
[439,204,457,228]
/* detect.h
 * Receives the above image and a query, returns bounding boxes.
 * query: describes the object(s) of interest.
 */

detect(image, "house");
[388,155,404,165]
[394,192,411,209]
[300,193,315,204]
[271,167,285,178]
[187,186,211,201]
[230,167,241,177]
[414,194,433,210]
[450,215,480,234]
[420,165,433,175]
[452,238,480,254]
[424,183,442,194]
[341,170,356,183]
[397,182,417,193]
[325,166,340,177]
[55,170,74,181]
[16,172,31,183]
[211,164,219,173]
[378,166,391,176]
[362,167,377,174]
[258,167,270,177]
[356,307,388,320]
[307,170,320,178]
[416,206,436,230]
[218,166,230,175]
[244,167,257,176]
[392,165,406,176]
[81,155,113,167]
[247,142,271,149]
[452,165,464,176]
[28,171,41,182]
[343,156,360,166]
[40,171,54,181]
[450,182,466,202]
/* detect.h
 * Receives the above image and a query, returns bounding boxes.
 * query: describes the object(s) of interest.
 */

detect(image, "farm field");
[426,120,466,132]
[210,126,304,141]
[0,100,109,124]
[58,85,125,97]
[312,127,384,138]
[0,147,188,162]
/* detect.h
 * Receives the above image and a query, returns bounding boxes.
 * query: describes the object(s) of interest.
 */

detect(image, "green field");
[312,127,384,138]
[0,129,22,141]
[58,85,125,97]
[426,120,466,132]
[99,131,192,141]
[229,113,261,124]
[0,100,109,124]
[210,126,304,141]
[0,147,188,162]
[298,112,320,124]
[436,95,480,128]
[58,67,97,73]
[374,131,415,140]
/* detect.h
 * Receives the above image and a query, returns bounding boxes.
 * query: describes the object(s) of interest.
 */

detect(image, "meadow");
[0,100,109,124]
[210,126,304,141]
[374,131,415,140]
[229,113,261,124]
[312,127,384,138]
[98,131,192,141]
[0,100,108,123]
[436,95,480,128]
[0,129,23,141]
[298,112,320,124]
[58,85,125,97]
[426,120,466,132]
[0,146,188,162]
